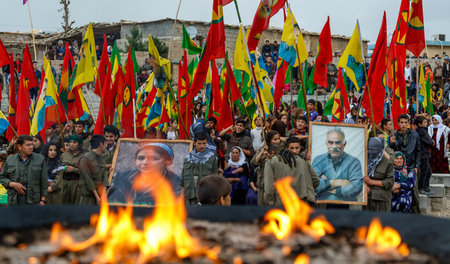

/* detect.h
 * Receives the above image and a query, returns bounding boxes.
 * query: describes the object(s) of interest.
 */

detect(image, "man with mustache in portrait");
[312,128,363,201]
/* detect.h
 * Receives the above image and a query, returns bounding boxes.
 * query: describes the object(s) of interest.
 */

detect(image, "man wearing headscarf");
[181,132,218,206]
[364,137,394,212]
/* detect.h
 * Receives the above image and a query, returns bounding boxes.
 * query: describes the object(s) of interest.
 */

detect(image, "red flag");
[67,85,84,120]
[16,45,38,135]
[274,59,289,108]
[178,50,190,117]
[389,0,410,129]
[94,63,112,135]
[225,57,242,103]
[59,42,75,113]
[190,0,228,101]
[6,53,16,140]
[216,87,233,132]
[95,34,109,96]
[405,0,425,58]
[121,47,136,138]
[313,17,332,88]
[0,39,10,67]
[247,0,286,51]
[331,69,351,123]
[178,51,192,140]
[113,66,126,108]
[362,12,387,125]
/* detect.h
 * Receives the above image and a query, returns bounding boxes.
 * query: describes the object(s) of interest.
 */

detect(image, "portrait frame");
[107,138,193,207]
[309,122,368,205]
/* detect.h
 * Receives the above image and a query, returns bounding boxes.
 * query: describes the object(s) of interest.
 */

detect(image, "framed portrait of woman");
[107,139,193,207]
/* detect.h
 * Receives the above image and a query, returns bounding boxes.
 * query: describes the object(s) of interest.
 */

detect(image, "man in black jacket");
[390,114,421,213]
[414,116,434,194]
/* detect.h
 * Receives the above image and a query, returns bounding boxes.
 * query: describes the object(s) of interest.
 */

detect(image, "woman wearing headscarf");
[223,146,250,205]
[391,152,416,213]
[428,115,450,173]
[108,143,180,206]
[363,137,394,212]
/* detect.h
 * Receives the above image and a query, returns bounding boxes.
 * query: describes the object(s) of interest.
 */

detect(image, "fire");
[50,171,218,263]
[294,253,310,264]
[356,217,409,257]
[262,177,335,240]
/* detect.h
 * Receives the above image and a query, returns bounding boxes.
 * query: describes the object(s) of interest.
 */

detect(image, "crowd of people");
[1,41,450,213]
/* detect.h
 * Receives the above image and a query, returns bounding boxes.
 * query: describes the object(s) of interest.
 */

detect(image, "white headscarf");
[431,115,445,150]
[228,146,247,167]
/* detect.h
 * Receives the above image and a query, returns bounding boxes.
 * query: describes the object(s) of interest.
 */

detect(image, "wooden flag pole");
[233,1,267,126]
[26,0,37,61]
[362,63,378,137]
[94,69,107,126]
[416,58,420,116]
[168,0,183,60]
[166,77,189,137]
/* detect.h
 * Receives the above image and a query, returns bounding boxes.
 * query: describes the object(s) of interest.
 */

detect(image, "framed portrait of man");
[309,122,367,205]
[107,139,193,207]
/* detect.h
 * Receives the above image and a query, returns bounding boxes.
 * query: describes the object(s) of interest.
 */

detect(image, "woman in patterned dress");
[428,115,450,173]
[391,152,416,213]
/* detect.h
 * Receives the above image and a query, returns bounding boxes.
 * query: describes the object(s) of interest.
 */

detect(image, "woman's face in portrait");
[136,148,170,174]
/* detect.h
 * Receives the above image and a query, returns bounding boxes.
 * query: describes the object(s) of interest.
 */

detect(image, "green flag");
[182,24,203,55]
[297,63,308,109]
[307,65,317,95]
[425,76,434,115]
[110,42,122,77]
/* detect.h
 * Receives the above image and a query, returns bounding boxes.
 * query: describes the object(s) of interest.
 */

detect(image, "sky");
[2,0,448,44]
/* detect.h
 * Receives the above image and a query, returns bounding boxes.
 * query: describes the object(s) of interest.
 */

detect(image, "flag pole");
[357,19,377,137]
[94,69,107,126]
[233,0,267,126]
[385,69,394,122]
[132,98,137,138]
[416,58,420,116]
[168,0,183,60]
[26,0,37,61]
[166,77,189,137]
[285,1,310,123]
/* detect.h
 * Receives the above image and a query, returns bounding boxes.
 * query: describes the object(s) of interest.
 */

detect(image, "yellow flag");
[419,60,427,106]
[31,55,60,136]
[234,25,251,74]
[73,23,97,88]
[337,21,364,91]
[148,34,171,80]
[296,29,308,65]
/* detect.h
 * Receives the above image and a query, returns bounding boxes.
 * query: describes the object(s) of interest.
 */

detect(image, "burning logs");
[0,174,449,263]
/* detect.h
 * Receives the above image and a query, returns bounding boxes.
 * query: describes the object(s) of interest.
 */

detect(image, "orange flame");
[294,253,310,264]
[50,170,218,263]
[263,176,335,240]
[356,217,409,257]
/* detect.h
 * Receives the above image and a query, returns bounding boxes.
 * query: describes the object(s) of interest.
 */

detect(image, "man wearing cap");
[61,134,85,204]
[78,135,109,205]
